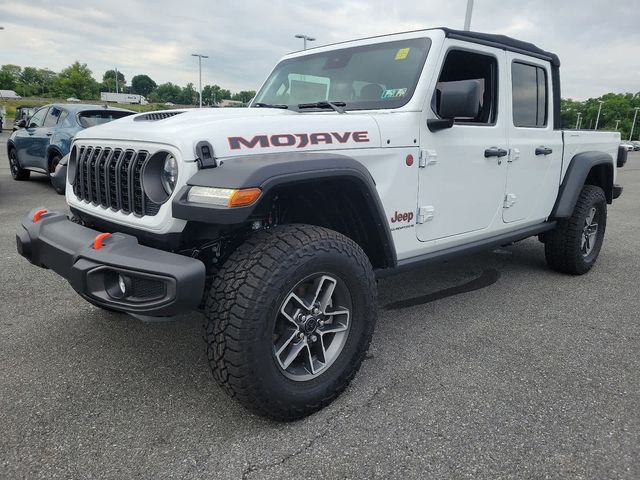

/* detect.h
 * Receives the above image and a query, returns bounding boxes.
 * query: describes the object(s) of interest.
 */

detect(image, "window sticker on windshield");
[395,48,410,60]
[381,88,408,99]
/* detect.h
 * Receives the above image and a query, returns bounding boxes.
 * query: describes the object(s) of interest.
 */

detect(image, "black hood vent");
[134,111,185,121]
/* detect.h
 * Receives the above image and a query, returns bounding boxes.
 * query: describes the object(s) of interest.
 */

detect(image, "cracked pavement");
[1,128,639,479]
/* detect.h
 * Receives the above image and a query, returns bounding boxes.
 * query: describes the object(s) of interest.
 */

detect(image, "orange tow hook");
[93,232,111,250]
[32,209,49,223]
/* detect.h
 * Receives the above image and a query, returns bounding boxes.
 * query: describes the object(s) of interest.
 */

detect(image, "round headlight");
[160,154,178,194]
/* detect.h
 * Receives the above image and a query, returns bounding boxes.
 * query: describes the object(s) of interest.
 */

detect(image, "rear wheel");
[204,224,377,421]
[8,148,30,181]
[545,185,607,275]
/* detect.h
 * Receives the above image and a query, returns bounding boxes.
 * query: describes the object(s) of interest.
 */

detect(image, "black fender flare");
[172,151,396,267]
[551,151,614,219]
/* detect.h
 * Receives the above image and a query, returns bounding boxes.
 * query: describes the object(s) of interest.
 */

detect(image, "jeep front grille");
[72,146,161,216]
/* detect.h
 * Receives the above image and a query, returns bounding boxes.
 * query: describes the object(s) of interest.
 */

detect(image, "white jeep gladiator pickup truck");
[16,28,625,420]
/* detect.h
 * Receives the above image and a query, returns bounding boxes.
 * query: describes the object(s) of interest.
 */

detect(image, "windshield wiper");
[252,102,289,109]
[298,101,346,114]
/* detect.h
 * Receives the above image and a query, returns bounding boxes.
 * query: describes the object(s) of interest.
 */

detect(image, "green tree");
[131,74,157,97]
[102,69,126,92]
[231,90,256,103]
[561,92,640,140]
[180,82,197,105]
[53,61,99,99]
[149,82,182,103]
[0,64,22,90]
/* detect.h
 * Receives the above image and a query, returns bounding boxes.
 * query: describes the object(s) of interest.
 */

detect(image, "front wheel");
[545,184,607,275]
[204,224,377,421]
[8,148,30,181]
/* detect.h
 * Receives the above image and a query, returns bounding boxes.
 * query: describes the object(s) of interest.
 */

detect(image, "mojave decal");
[228,131,370,150]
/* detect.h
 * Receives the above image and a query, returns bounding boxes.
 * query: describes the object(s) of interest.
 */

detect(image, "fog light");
[118,274,130,296]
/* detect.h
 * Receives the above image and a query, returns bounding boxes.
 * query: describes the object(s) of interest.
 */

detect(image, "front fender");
[172,151,396,266]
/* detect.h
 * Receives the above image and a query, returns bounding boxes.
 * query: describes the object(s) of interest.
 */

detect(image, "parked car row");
[620,140,640,151]
[6,104,134,193]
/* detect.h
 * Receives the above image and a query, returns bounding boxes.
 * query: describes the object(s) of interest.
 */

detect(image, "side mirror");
[17,119,27,128]
[428,79,482,132]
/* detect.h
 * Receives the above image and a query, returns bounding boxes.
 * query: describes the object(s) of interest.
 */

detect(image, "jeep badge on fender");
[391,211,414,223]
[15,27,623,421]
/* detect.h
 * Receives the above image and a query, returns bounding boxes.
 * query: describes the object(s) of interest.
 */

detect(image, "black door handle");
[535,146,553,155]
[484,147,508,158]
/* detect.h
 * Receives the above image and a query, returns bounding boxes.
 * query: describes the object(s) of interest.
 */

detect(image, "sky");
[0,0,638,100]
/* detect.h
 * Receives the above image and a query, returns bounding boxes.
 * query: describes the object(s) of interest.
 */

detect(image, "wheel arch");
[46,145,64,172]
[173,152,397,270]
[551,151,614,219]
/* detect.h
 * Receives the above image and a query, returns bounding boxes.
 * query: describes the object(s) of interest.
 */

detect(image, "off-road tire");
[204,224,377,421]
[8,148,30,181]
[545,185,607,275]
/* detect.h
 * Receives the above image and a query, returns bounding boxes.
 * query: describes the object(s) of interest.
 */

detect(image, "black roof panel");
[440,28,560,67]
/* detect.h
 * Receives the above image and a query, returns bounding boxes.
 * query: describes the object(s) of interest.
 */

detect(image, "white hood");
[73,107,384,161]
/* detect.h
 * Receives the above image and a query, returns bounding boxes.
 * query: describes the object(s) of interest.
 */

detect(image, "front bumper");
[16,209,206,316]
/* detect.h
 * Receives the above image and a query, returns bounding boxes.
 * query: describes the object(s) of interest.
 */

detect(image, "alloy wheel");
[273,273,352,381]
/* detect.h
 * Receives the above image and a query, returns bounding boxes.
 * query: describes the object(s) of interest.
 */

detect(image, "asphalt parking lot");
[1,128,638,479]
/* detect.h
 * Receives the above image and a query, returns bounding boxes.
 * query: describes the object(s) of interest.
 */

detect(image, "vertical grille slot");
[119,150,135,213]
[81,146,93,202]
[109,149,123,210]
[90,147,103,205]
[97,148,112,206]
[132,151,148,215]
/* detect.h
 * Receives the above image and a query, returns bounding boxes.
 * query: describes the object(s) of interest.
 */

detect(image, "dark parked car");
[12,105,41,131]
[7,104,134,193]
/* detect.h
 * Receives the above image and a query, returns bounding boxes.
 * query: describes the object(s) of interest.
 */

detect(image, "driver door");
[417,43,509,243]
[15,107,49,168]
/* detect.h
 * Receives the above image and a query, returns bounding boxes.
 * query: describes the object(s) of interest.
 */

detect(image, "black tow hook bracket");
[196,141,218,168]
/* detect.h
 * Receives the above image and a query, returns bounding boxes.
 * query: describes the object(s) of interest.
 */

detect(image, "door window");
[433,49,498,124]
[28,107,48,128]
[43,107,63,127]
[512,62,547,127]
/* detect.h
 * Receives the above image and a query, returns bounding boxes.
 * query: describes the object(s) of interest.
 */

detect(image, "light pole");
[594,100,604,130]
[115,67,119,94]
[615,120,620,130]
[464,0,474,30]
[575,112,582,130]
[630,107,640,141]
[295,34,316,50]
[191,53,208,108]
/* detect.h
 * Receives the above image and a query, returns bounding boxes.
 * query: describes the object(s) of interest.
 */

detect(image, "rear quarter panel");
[562,130,620,184]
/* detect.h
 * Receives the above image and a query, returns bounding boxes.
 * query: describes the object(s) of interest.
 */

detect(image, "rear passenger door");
[503,54,563,223]
[33,106,63,171]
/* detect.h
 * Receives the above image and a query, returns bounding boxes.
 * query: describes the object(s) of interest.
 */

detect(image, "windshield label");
[228,131,370,150]
[395,48,411,60]
[382,88,407,99]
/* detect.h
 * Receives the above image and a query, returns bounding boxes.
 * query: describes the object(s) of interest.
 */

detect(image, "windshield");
[253,37,431,112]
[77,110,134,128]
